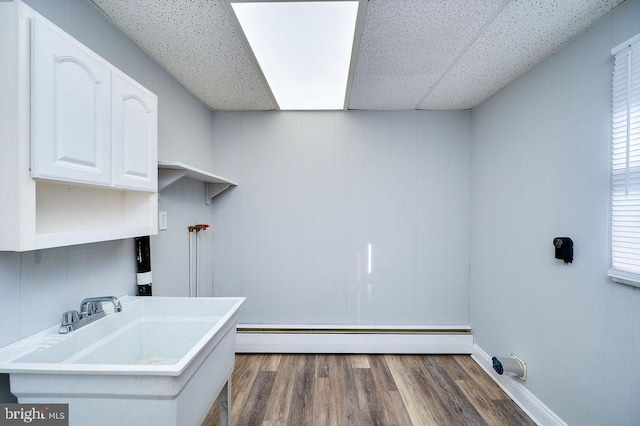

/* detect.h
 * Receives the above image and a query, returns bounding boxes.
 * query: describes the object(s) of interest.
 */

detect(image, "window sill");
[608,269,640,288]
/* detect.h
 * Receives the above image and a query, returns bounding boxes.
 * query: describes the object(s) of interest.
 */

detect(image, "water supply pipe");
[188,224,210,297]
[188,230,194,297]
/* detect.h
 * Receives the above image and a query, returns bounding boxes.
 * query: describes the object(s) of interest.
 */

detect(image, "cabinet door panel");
[112,71,158,191]
[31,14,112,186]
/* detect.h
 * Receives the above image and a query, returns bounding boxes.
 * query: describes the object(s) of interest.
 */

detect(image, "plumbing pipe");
[135,236,152,296]
[491,354,527,381]
[187,224,210,297]
[188,230,194,297]
[196,229,200,297]
[188,229,195,297]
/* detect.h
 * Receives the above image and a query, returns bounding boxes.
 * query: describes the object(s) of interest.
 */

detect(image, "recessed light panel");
[231,1,359,110]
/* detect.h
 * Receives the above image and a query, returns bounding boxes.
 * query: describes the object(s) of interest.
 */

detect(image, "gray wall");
[209,111,471,325]
[469,0,640,424]
[152,178,216,298]
[0,0,215,401]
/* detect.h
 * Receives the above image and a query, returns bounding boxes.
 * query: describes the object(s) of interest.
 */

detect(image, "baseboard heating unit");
[235,325,473,354]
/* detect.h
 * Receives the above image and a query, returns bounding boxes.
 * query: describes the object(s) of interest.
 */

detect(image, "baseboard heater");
[235,325,473,354]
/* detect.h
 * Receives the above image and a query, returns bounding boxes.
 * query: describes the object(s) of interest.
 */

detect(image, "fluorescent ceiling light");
[231,1,359,110]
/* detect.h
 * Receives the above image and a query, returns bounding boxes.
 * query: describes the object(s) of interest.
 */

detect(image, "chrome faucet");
[80,296,122,314]
[58,296,122,334]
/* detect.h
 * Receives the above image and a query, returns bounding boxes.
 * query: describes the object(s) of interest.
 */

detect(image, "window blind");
[610,35,640,287]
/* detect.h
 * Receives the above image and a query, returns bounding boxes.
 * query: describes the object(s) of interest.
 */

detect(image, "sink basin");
[0,296,245,426]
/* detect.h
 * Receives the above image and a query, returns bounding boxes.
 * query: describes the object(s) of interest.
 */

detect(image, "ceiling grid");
[91,0,625,111]
[419,0,625,109]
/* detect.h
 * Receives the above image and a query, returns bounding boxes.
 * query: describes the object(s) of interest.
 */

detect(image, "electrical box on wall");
[553,237,573,264]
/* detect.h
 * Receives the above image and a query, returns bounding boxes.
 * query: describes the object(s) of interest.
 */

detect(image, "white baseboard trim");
[471,344,567,426]
[236,332,473,354]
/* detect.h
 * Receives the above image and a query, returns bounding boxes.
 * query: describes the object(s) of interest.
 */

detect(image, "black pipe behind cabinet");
[135,236,152,296]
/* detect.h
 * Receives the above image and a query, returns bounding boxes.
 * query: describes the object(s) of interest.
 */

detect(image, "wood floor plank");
[315,354,331,379]
[230,354,265,425]
[261,354,282,372]
[312,377,338,426]
[324,355,347,424]
[286,355,316,426]
[420,356,489,426]
[455,379,513,426]
[380,390,414,426]
[437,355,470,381]
[350,354,370,369]
[367,355,398,391]
[262,354,296,423]
[402,354,426,368]
[410,361,463,425]
[237,371,276,426]
[330,354,362,426]
[385,354,441,425]
[493,399,537,426]
[353,367,385,426]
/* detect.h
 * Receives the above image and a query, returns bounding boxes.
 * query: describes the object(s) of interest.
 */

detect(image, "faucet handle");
[59,310,79,334]
[83,301,104,316]
[61,310,79,326]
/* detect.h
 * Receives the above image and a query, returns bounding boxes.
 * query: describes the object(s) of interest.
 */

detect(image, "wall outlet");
[159,211,168,230]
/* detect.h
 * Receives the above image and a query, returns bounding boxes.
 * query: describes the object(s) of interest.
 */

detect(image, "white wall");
[469,1,640,424]
[0,0,215,402]
[209,111,471,325]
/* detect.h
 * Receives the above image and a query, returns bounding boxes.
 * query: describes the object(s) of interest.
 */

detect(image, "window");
[609,34,640,288]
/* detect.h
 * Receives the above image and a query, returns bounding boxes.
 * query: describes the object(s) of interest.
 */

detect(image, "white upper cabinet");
[112,71,158,191]
[30,13,158,193]
[31,14,112,187]
[0,2,158,252]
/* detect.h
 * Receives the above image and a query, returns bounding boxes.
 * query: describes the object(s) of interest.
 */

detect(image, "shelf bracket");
[158,169,187,191]
[158,161,236,204]
[206,183,232,205]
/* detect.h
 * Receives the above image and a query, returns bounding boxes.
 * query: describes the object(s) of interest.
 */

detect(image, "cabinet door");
[31,14,112,186]
[112,71,158,191]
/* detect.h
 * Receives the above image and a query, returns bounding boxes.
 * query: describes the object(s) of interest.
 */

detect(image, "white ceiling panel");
[90,0,625,111]
[91,0,276,110]
[348,0,508,110]
[419,0,624,110]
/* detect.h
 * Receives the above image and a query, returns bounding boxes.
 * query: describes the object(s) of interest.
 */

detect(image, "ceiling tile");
[91,0,625,112]
[91,0,276,110]
[348,0,507,110]
[419,0,625,110]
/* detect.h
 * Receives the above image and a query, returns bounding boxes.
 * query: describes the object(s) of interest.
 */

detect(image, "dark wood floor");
[203,354,535,426]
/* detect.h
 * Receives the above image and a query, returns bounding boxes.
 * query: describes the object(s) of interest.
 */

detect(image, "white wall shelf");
[158,161,237,204]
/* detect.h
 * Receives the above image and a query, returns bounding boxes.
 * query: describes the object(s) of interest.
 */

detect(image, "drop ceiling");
[90,0,624,111]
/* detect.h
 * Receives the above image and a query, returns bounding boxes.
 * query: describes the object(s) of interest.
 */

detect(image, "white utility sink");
[0,296,245,426]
